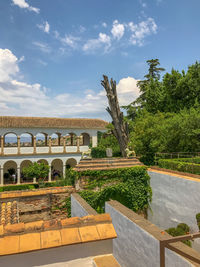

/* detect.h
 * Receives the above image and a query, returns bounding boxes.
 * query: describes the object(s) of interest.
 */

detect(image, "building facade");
[0,116,107,185]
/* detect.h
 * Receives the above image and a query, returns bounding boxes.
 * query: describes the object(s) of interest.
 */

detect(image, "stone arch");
[37,159,48,165]
[36,132,47,147]
[20,160,32,183]
[66,133,77,146]
[80,133,90,146]
[20,133,33,147]
[66,158,77,168]
[4,132,17,147]
[51,159,63,180]
[51,133,61,146]
[3,160,17,184]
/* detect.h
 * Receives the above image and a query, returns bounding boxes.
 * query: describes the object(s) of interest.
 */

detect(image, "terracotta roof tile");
[0,201,19,225]
[0,214,117,256]
[0,116,108,129]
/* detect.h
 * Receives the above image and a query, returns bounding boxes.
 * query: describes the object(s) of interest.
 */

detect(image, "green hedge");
[166,223,191,247]
[78,166,152,214]
[158,159,200,175]
[175,157,200,164]
[91,147,121,158]
[0,181,64,192]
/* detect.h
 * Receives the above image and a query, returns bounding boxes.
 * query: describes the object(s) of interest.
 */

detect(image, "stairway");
[75,157,143,171]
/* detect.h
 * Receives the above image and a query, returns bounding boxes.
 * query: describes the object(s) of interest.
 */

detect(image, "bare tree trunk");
[101,75,129,157]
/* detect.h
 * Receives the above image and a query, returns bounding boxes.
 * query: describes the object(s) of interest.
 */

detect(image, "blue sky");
[0,0,200,120]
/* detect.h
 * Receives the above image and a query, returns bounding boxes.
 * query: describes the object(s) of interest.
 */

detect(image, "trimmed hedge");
[166,223,191,247]
[91,147,121,158]
[0,181,62,192]
[158,159,200,175]
[175,157,200,164]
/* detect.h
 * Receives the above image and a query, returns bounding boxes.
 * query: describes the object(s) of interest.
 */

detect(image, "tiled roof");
[0,201,19,225]
[0,116,108,129]
[0,186,75,200]
[0,213,117,256]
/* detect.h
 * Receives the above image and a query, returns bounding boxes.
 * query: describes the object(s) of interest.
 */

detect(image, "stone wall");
[0,187,74,223]
[106,200,199,267]
[71,193,97,217]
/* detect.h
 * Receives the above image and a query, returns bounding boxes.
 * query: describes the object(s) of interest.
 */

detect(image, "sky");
[0,0,200,121]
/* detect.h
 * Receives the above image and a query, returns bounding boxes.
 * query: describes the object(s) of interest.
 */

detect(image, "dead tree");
[101,75,129,157]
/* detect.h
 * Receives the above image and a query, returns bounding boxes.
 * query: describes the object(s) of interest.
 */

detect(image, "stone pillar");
[17,136,20,154]
[58,135,61,146]
[49,136,52,153]
[63,164,66,178]
[77,136,80,152]
[92,135,98,147]
[1,136,4,155]
[63,136,66,153]
[48,164,51,182]
[45,135,48,146]
[17,166,20,184]
[0,167,4,186]
[33,136,36,153]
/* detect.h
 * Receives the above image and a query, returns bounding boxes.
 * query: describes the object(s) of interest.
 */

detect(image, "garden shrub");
[78,166,152,214]
[165,223,191,247]
[91,147,106,158]
[196,213,200,230]
[158,159,200,175]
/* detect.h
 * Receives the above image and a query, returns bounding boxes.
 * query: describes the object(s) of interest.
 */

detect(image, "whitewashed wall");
[106,201,195,267]
[148,170,200,232]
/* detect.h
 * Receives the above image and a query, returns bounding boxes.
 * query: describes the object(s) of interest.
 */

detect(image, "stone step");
[76,162,142,169]
[93,254,121,267]
[75,164,143,171]
[79,159,139,165]
[80,157,138,162]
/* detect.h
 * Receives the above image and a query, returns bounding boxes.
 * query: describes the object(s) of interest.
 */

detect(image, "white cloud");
[102,22,107,28]
[79,25,86,33]
[111,20,125,40]
[0,49,19,82]
[37,21,50,34]
[128,18,157,46]
[61,35,80,49]
[83,33,111,53]
[33,42,51,53]
[12,0,39,13]
[0,48,140,119]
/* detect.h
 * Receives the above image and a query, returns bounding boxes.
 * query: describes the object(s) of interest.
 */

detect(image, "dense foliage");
[196,213,200,230]
[22,162,49,180]
[121,60,200,164]
[158,158,200,175]
[129,107,200,165]
[92,127,121,158]
[78,166,152,213]
[166,223,191,247]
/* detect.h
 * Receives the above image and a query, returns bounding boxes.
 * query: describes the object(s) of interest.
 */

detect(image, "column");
[58,135,61,146]
[0,167,4,186]
[17,166,20,184]
[77,136,80,152]
[1,136,4,155]
[33,136,36,153]
[49,136,52,153]
[48,163,51,182]
[63,164,66,178]
[45,135,48,146]
[92,135,98,147]
[17,136,20,154]
[63,136,66,153]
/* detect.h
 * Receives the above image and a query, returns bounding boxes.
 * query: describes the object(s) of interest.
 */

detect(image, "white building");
[0,116,107,185]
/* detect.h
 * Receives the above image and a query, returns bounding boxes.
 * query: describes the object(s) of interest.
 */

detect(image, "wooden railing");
[160,232,200,267]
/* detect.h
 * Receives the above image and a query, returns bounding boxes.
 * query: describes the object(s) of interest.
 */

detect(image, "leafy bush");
[91,147,106,158]
[196,213,200,230]
[158,159,200,174]
[175,157,200,164]
[166,223,191,247]
[79,166,151,214]
[22,162,49,180]
[55,168,78,186]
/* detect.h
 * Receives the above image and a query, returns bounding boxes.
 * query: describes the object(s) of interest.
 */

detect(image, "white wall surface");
[148,170,200,232]
[106,202,194,267]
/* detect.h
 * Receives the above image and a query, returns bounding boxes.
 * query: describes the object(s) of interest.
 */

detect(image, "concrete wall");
[106,201,196,267]
[148,170,200,232]
[71,193,97,217]
[0,239,112,267]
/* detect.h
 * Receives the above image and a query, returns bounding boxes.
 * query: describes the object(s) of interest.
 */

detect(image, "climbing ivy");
[79,166,152,214]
